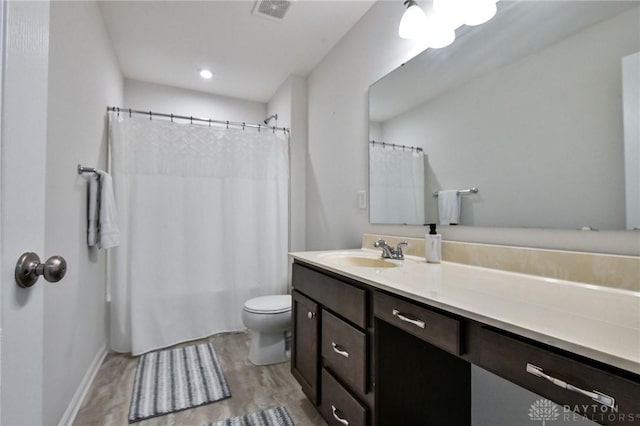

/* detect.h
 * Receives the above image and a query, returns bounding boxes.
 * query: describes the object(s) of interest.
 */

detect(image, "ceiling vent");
[252,0,291,21]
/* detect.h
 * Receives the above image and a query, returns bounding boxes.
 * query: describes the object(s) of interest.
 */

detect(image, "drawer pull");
[331,342,349,358]
[526,363,616,409]
[331,405,349,426]
[392,309,426,329]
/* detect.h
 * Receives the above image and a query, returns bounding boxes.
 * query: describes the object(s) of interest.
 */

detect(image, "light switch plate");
[358,190,367,209]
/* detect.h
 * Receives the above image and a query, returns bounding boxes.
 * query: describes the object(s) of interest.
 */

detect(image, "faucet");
[373,239,408,260]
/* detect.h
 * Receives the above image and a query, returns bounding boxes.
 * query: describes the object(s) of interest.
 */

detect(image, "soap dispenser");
[425,223,441,264]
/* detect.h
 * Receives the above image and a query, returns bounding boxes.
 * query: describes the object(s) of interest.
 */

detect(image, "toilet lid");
[243,295,292,314]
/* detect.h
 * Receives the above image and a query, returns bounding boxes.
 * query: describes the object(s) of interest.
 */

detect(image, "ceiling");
[99,1,375,103]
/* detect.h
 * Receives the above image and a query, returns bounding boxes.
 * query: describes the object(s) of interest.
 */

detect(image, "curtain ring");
[209,119,211,127]
[170,113,173,122]
[116,107,120,117]
[226,120,229,129]
[258,124,261,132]
[149,111,152,120]
[190,116,193,124]
[272,126,275,133]
[129,108,132,118]
[242,123,245,131]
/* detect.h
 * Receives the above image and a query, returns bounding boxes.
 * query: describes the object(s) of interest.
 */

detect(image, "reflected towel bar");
[433,187,479,197]
[77,164,97,175]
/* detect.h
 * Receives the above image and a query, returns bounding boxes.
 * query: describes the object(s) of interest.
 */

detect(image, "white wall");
[45,1,123,424]
[306,1,640,256]
[306,1,428,251]
[268,75,308,253]
[124,78,266,124]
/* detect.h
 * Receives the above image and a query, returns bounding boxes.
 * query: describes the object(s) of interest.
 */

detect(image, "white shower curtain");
[369,143,425,224]
[108,116,289,355]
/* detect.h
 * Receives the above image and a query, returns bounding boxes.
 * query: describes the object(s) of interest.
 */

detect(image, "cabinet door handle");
[526,363,616,408]
[392,309,426,329]
[331,405,349,425]
[307,311,316,320]
[331,342,349,358]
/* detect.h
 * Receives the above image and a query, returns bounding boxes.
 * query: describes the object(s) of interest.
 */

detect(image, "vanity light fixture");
[399,0,499,48]
[199,69,213,79]
[398,0,428,39]
[423,13,456,48]
[433,0,497,27]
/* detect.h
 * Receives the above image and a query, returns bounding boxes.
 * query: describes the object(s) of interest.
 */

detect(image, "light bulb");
[199,69,213,79]
[423,14,456,49]
[434,0,497,27]
[462,0,497,26]
[433,0,465,29]
[398,1,428,39]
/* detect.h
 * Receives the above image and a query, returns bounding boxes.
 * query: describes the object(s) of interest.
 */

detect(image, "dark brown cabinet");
[321,310,368,398]
[291,290,319,403]
[291,260,640,426]
[321,369,368,426]
[291,263,372,426]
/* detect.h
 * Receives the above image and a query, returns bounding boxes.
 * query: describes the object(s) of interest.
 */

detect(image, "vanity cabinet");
[291,259,640,426]
[291,290,319,403]
[291,263,373,426]
[472,327,640,425]
[374,291,461,356]
[374,289,640,426]
[374,291,471,425]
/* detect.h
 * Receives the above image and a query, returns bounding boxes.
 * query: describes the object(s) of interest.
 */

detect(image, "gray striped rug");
[129,342,231,423]
[206,406,294,426]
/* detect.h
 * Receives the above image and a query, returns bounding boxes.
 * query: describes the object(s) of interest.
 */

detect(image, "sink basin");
[319,252,399,268]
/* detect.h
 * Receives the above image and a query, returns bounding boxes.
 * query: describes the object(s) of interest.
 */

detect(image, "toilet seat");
[243,295,291,314]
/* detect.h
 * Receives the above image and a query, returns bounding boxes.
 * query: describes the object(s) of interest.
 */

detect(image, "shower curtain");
[108,115,289,355]
[369,143,425,224]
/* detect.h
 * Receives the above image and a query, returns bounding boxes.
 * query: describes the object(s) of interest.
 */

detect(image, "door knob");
[15,252,67,288]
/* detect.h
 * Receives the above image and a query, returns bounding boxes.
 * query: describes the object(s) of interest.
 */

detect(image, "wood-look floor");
[74,331,326,426]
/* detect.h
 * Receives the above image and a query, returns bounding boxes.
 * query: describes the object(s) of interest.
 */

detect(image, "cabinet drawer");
[292,263,367,328]
[320,368,367,426]
[322,310,368,396]
[474,327,640,426]
[374,291,460,355]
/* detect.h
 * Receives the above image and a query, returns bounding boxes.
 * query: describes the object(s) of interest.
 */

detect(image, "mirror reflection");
[369,1,640,230]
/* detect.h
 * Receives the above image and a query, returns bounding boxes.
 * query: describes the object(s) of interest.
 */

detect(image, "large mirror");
[369,1,640,230]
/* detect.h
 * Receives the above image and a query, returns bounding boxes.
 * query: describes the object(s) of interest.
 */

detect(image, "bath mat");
[205,406,294,426]
[128,342,231,423]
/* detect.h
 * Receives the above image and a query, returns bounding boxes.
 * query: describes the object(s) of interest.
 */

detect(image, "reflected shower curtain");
[369,143,425,224]
[109,116,289,355]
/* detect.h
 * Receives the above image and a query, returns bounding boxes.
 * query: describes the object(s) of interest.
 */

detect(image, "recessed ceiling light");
[199,69,213,79]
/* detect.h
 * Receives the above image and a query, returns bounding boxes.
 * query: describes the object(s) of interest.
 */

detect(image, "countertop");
[289,249,640,375]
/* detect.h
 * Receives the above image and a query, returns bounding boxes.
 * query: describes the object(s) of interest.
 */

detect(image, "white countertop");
[289,249,640,375]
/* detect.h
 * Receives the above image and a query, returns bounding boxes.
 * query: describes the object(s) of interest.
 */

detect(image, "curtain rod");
[370,140,423,152]
[107,106,289,134]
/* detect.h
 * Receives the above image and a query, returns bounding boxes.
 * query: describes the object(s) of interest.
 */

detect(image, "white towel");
[97,171,121,249]
[82,173,100,246]
[438,190,461,225]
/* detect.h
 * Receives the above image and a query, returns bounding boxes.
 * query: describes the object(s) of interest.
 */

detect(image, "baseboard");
[58,344,108,426]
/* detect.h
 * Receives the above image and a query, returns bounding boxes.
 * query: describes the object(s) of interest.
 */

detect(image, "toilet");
[242,294,292,365]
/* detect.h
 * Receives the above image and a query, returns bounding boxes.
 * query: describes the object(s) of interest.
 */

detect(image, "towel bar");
[77,164,97,174]
[433,187,479,197]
